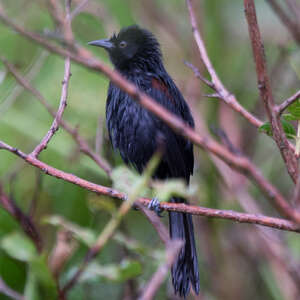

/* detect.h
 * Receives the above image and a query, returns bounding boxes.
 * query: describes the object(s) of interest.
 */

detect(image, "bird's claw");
[148,197,164,217]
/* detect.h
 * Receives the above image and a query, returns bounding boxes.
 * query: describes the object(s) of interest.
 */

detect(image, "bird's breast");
[106,86,158,171]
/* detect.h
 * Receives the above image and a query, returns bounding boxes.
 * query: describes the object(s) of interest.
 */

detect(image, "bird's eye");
[119,41,127,48]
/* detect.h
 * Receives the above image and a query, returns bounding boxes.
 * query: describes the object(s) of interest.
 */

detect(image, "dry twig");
[30,57,71,157]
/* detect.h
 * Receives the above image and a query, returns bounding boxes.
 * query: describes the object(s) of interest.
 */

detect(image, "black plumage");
[88,25,199,297]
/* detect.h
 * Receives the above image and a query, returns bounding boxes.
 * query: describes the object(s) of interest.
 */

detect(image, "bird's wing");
[147,74,194,180]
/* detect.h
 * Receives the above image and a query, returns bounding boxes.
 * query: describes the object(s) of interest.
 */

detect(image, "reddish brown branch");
[0,56,111,176]
[276,90,300,115]
[244,0,298,182]
[1,140,300,233]
[185,0,263,129]
[0,8,299,221]
[31,57,71,157]
[0,184,43,252]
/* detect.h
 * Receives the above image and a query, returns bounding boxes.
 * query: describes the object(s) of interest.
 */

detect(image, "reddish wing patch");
[151,78,175,103]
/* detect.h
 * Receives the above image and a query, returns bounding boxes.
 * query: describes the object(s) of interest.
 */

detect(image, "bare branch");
[30,57,71,157]
[70,0,90,20]
[244,0,298,182]
[276,90,300,115]
[0,56,111,176]
[185,0,263,129]
[1,140,300,233]
[0,184,43,252]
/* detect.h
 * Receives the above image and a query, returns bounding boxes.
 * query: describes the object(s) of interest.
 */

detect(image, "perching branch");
[244,0,298,182]
[61,150,162,296]
[1,140,300,234]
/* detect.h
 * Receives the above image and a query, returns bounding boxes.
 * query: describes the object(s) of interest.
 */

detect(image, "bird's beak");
[87,39,114,50]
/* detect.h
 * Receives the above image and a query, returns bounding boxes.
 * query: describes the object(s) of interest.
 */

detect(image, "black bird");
[88,25,199,297]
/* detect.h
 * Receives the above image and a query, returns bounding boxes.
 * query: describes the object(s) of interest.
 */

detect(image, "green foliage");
[44,215,97,246]
[1,232,37,261]
[79,259,142,283]
[1,232,57,299]
[288,100,300,120]
[259,119,296,139]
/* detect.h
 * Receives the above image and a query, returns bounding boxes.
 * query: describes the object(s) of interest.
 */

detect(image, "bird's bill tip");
[87,39,114,49]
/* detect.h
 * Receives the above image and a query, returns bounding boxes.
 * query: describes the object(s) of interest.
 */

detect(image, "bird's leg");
[148,197,164,217]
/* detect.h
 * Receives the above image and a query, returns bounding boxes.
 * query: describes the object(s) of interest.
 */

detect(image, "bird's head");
[88,25,162,71]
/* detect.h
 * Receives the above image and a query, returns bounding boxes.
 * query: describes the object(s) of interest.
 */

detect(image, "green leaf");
[258,120,296,139]
[30,255,57,299]
[79,259,142,283]
[258,122,272,136]
[281,119,296,139]
[288,100,300,119]
[1,232,37,262]
[152,179,197,202]
[113,233,148,255]
[283,113,299,121]
[111,166,151,197]
[43,215,96,247]
[24,268,39,300]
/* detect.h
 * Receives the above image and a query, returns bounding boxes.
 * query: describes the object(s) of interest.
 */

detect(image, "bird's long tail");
[169,197,199,298]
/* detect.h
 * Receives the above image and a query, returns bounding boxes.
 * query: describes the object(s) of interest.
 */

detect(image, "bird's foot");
[148,197,163,217]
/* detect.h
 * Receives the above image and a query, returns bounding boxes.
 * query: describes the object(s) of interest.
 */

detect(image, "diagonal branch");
[30,57,71,157]
[276,90,300,115]
[0,184,42,252]
[1,140,300,232]
[0,56,111,176]
[185,0,263,129]
[244,0,298,182]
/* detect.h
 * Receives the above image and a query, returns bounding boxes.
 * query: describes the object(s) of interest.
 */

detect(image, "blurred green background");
[0,0,300,299]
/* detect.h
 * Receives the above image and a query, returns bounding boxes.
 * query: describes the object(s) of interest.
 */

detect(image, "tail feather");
[169,198,200,297]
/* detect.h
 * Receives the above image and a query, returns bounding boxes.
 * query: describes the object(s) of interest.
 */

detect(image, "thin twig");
[185,0,263,129]
[30,57,71,157]
[0,184,42,252]
[0,276,24,300]
[1,140,300,233]
[0,56,111,176]
[244,0,298,182]
[139,240,183,300]
[276,90,300,115]
[70,0,89,20]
